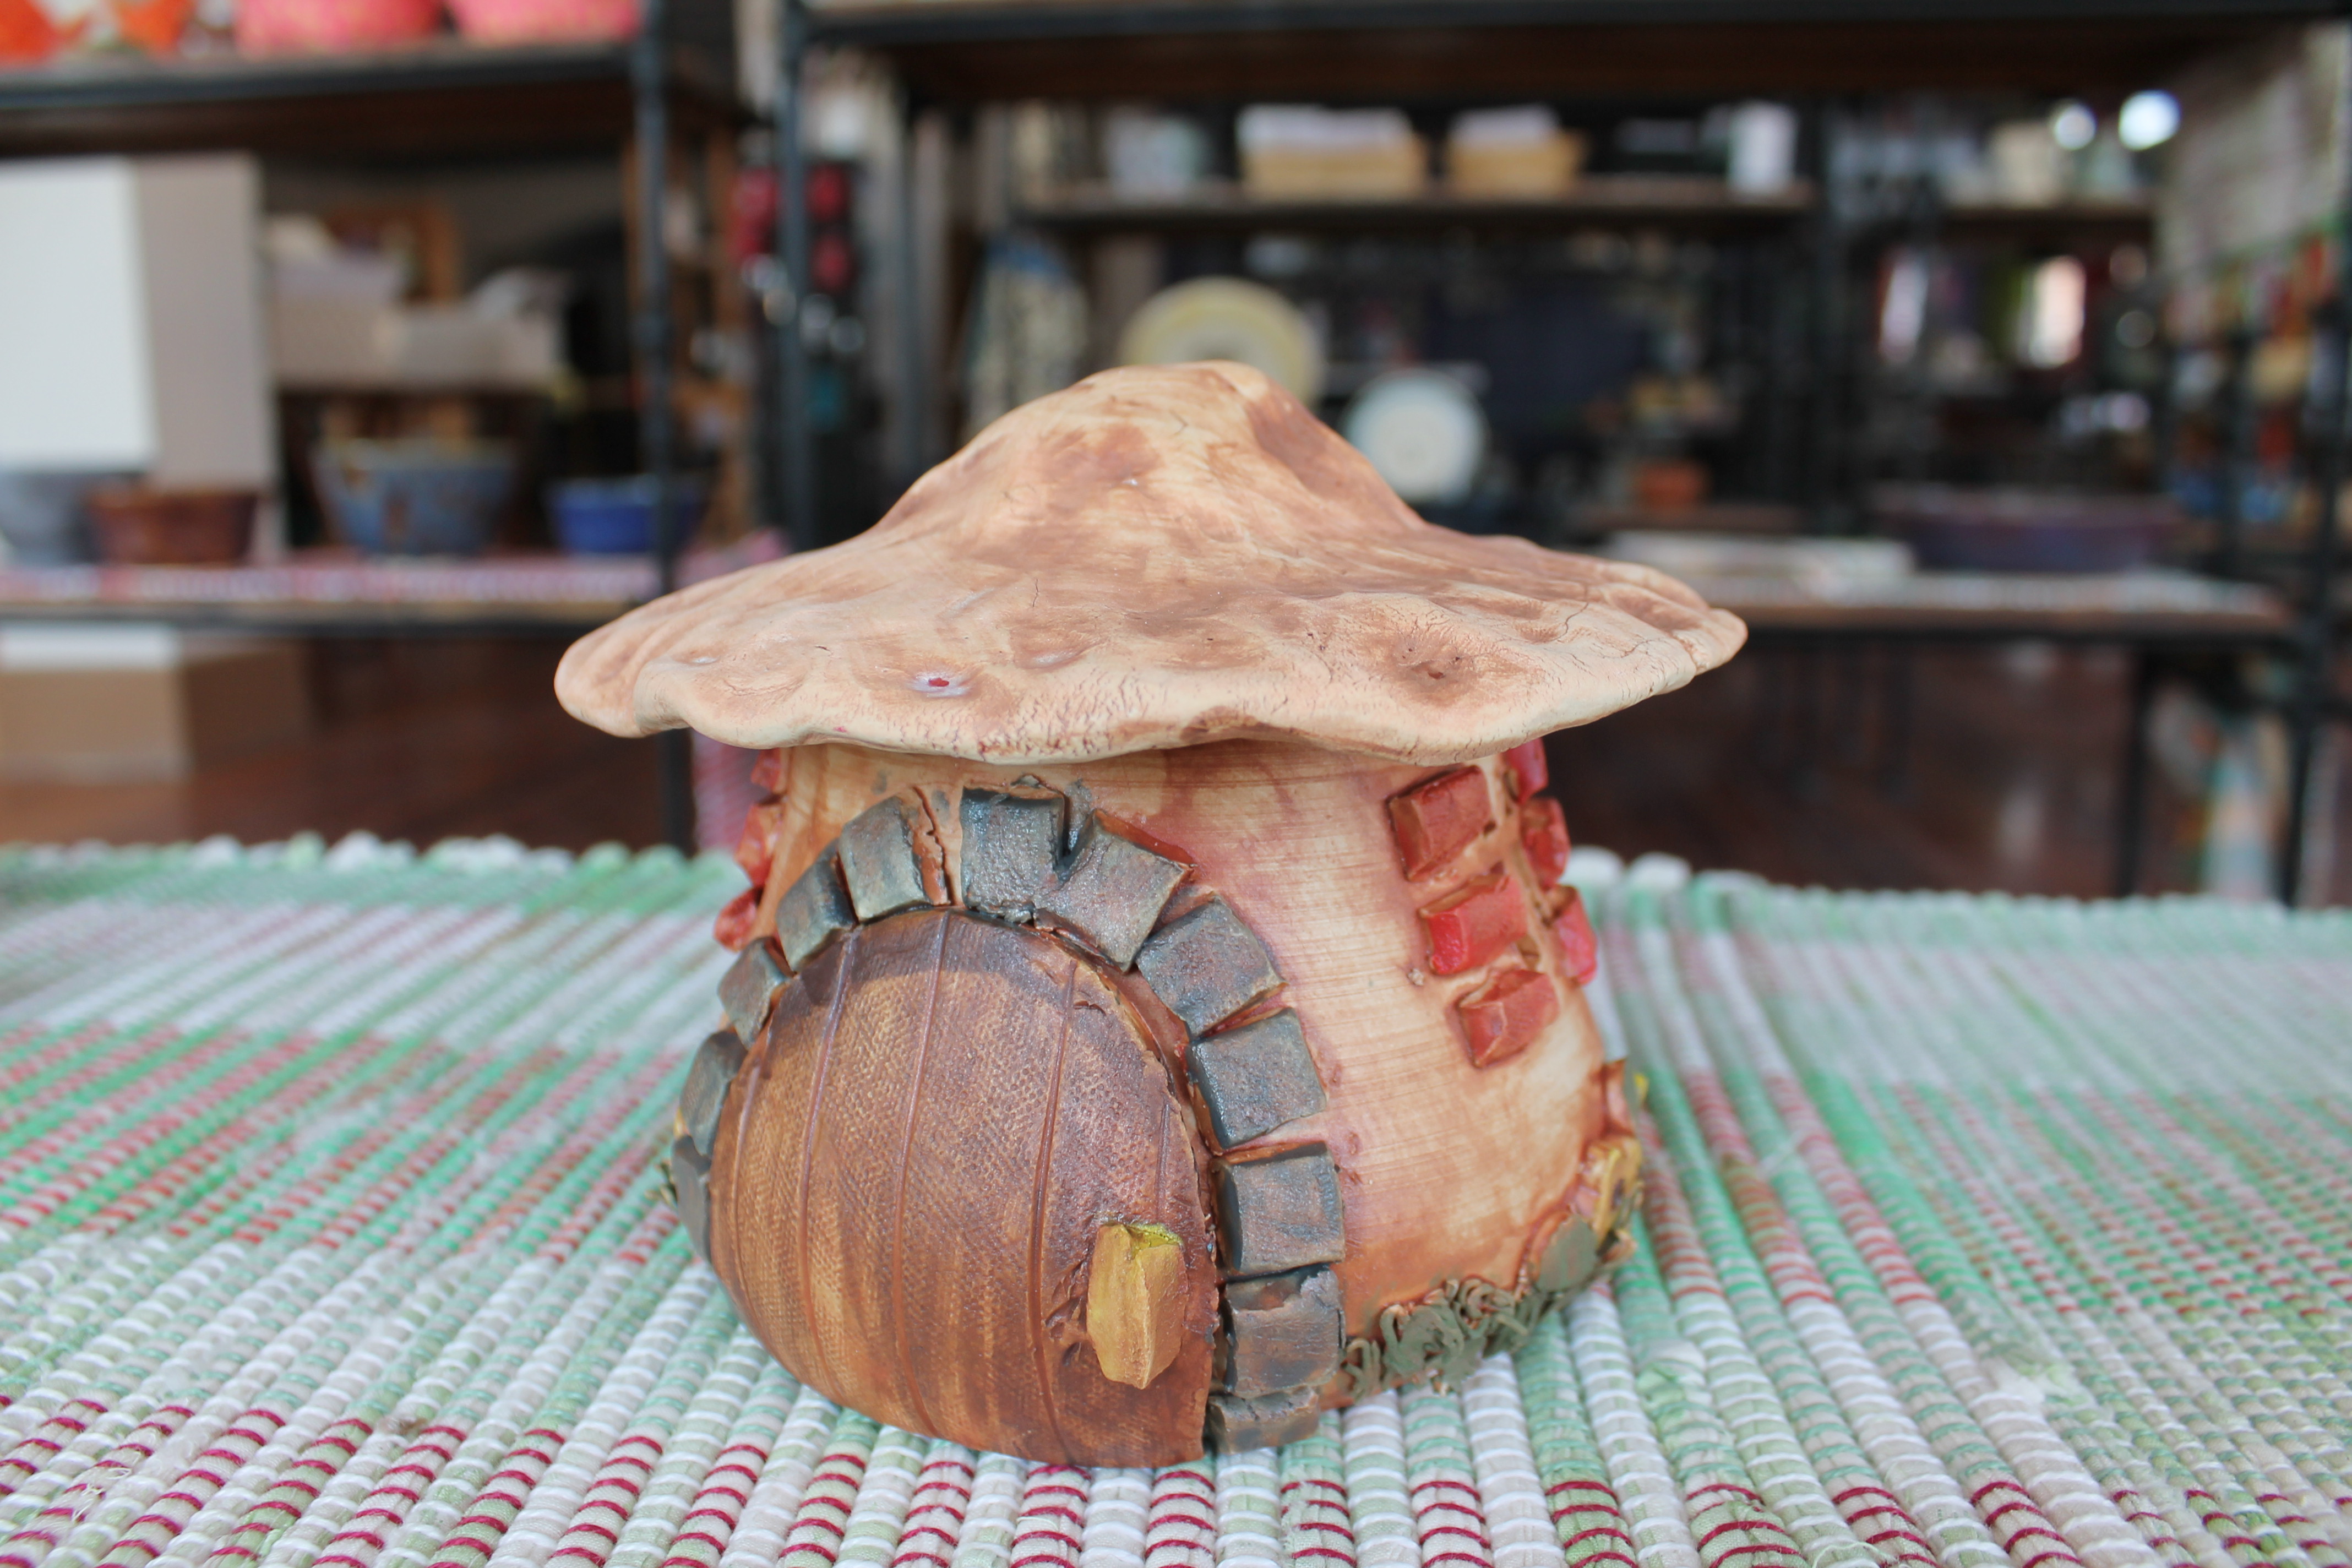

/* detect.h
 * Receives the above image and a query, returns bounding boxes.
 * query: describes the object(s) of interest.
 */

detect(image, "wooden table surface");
[0,537,783,635]
[1687,568,2294,643]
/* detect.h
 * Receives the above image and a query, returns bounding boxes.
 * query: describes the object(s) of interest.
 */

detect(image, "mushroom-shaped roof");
[557,362,1745,766]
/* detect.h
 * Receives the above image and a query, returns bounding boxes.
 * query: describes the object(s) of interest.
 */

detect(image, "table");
[1680,570,2300,896]
[3,839,2346,1568]
[0,537,786,636]
[0,537,785,851]
[1692,568,2293,644]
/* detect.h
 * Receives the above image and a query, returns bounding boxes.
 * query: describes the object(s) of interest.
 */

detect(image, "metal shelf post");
[632,0,694,852]
[775,0,817,553]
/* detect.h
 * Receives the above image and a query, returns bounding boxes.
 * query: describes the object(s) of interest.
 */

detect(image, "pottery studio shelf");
[0,558,646,635]
[0,536,780,636]
[1017,176,1815,236]
[0,38,742,159]
[801,0,2321,102]
[1894,197,2157,244]
[1694,568,2294,644]
[0,38,747,848]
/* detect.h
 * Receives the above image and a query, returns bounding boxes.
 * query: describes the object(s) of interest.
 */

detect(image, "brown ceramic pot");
[86,487,259,565]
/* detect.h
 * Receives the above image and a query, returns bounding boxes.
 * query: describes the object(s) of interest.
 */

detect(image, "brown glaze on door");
[709,906,1218,1466]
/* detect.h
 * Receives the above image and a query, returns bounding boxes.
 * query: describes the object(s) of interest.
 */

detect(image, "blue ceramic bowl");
[314,441,515,557]
[0,470,133,564]
[547,475,710,555]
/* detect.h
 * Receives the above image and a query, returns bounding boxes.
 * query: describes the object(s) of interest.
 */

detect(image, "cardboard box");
[269,297,562,388]
[1238,106,1425,200]
[0,624,311,781]
[1449,133,1587,198]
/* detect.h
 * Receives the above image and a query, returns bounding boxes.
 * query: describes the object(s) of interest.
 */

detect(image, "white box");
[0,155,276,492]
[269,299,562,388]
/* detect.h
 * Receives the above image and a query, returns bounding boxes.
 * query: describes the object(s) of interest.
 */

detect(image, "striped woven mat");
[4,839,2350,1568]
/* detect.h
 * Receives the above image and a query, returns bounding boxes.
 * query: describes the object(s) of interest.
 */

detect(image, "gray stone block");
[679,1028,745,1158]
[1135,896,1282,1035]
[1205,1386,1321,1451]
[672,1135,712,1262]
[1035,815,1186,968]
[1190,1010,1325,1150]
[839,798,938,922]
[775,844,856,971]
[959,786,1064,920]
[1225,1264,1343,1396]
[1213,1141,1345,1277]
[718,941,788,1046]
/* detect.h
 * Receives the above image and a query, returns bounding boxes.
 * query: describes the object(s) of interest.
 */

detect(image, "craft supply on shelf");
[312,437,515,557]
[85,485,260,564]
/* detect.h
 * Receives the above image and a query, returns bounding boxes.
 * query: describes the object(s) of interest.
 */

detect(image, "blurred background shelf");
[804,0,2316,100]
[0,534,778,632]
[1700,569,2292,641]
[0,40,742,157]
[1926,197,2155,240]
[3,0,2346,897]
[1017,175,1816,234]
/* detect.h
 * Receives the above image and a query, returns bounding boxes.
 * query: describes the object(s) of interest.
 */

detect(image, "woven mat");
[4,840,2351,1568]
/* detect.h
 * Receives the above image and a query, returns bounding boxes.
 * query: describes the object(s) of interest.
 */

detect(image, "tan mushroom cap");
[556,361,1745,766]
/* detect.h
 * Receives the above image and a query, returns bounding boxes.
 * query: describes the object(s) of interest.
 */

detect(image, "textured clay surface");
[710,906,1218,1466]
[737,739,1611,1349]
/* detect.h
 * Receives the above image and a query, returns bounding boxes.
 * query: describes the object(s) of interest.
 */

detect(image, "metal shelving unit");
[775,0,2343,900]
[0,39,736,154]
[1015,176,1816,234]
[801,0,2321,100]
[0,29,747,849]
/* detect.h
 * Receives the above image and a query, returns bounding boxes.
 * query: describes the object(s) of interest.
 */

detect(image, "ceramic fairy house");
[557,361,1744,1466]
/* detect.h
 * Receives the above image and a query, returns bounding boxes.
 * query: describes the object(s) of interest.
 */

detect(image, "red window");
[1502,737,1548,802]
[1553,888,1599,986]
[1456,967,1561,1067]
[1419,870,1527,974]
[1389,767,1493,880]
[1520,796,1571,886]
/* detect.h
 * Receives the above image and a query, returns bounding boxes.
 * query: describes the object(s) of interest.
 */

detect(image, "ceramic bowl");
[314,440,514,558]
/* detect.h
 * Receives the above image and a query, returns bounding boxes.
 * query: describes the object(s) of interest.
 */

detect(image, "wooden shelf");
[0,38,743,159]
[0,535,781,635]
[803,0,2314,102]
[1692,569,2294,643]
[1017,175,1814,235]
[1855,197,2158,244]
[1568,502,1803,536]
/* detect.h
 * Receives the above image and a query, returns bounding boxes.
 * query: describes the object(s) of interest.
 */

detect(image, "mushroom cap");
[556,362,1745,766]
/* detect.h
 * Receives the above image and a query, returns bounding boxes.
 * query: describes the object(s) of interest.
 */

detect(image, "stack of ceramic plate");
[1117,277,1326,404]
[1342,367,1488,507]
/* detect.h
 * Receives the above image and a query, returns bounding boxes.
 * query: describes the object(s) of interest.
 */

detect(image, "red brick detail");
[713,889,760,952]
[1456,968,1561,1067]
[750,748,786,793]
[1520,796,1571,886]
[734,801,784,889]
[1553,888,1599,985]
[1502,738,1548,803]
[1418,870,1527,975]
[1389,769,1493,880]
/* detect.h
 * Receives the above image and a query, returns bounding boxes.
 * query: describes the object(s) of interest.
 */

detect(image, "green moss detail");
[1338,1210,1637,1398]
